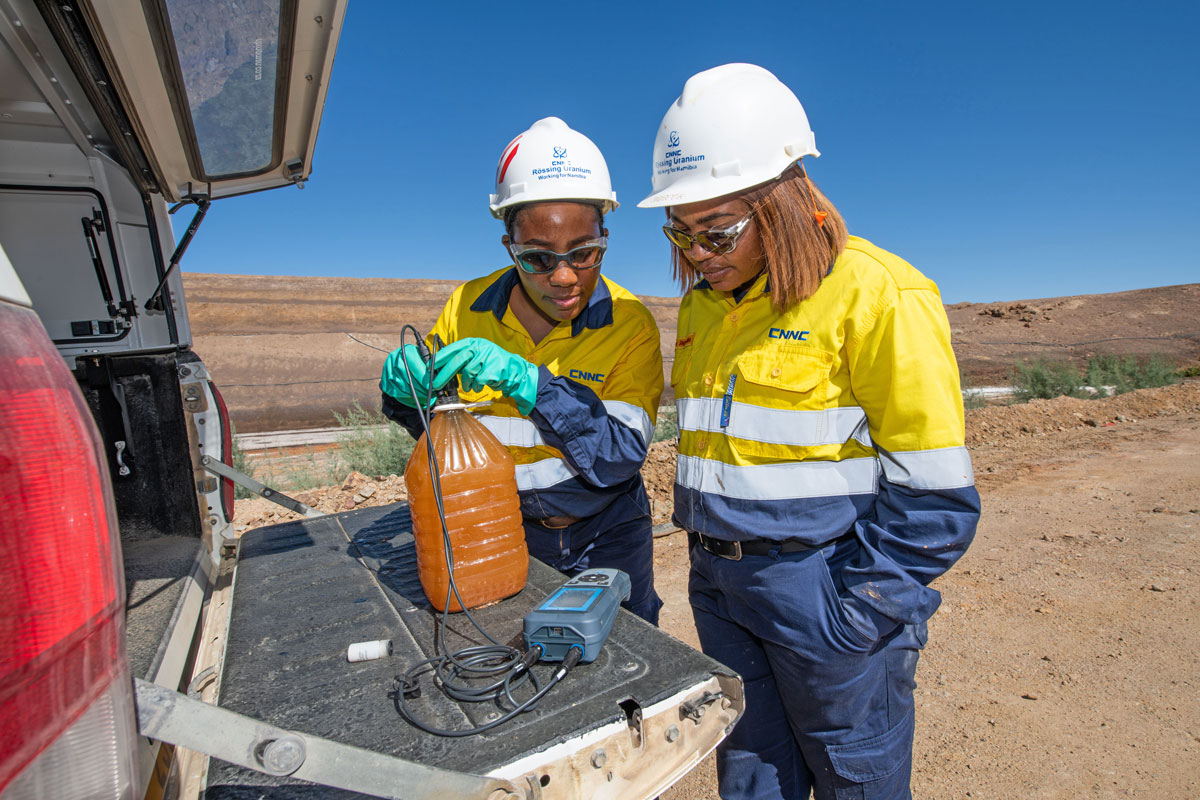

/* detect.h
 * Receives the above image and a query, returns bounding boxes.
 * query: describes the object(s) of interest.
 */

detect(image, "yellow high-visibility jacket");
[384,266,663,521]
[672,235,980,625]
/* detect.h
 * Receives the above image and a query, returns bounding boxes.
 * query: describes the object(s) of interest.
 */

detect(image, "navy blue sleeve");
[843,480,981,637]
[528,366,650,488]
[380,392,425,441]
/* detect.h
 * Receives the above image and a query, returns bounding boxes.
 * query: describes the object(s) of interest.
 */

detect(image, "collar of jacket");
[469,266,614,335]
[694,270,772,300]
[692,258,837,301]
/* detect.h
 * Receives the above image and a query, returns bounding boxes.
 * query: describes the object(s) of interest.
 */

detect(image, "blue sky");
[180,1,1199,304]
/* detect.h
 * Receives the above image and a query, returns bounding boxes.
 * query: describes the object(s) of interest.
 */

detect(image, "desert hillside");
[182,273,1200,432]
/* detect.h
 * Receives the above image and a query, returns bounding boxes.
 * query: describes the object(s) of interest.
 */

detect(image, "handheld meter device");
[523,568,631,663]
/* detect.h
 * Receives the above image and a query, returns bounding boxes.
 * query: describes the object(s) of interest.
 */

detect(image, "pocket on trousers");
[814,549,878,652]
[826,708,914,791]
[622,484,651,520]
[913,620,929,648]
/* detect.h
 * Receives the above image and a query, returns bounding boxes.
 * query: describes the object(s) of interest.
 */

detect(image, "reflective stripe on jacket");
[384,266,663,520]
[672,236,980,625]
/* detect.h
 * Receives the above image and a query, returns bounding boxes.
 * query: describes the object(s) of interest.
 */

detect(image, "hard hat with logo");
[638,64,819,209]
[490,117,619,219]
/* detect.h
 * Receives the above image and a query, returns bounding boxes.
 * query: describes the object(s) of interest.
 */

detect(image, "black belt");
[690,531,848,561]
[532,514,580,530]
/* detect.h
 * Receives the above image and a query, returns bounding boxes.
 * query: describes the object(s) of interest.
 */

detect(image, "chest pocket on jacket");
[671,333,696,390]
[736,344,833,409]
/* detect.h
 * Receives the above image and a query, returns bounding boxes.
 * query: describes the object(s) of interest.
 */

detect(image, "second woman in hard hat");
[381,117,664,624]
[641,65,981,799]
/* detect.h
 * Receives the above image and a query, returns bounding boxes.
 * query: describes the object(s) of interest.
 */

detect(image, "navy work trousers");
[524,481,663,625]
[689,535,925,799]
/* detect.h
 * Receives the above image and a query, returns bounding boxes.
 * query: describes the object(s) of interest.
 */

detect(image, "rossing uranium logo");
[656,128,704,174]
[553,146,567,158]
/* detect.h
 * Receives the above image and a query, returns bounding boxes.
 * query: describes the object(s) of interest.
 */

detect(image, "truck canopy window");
[162,0,283,177]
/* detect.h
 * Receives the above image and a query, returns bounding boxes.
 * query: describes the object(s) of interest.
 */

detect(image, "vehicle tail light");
[0,302,139,799]
[209,380,235,521]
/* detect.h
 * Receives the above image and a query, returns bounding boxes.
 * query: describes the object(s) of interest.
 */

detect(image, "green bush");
[1085,353,1177,396]
[962,392,988,410]
[253,448,342,493]
[334,401,416,478]
[230,426,257,500]
[1009,353,1180,402]
[1178,364,1200,378]
[1010,358,1085,401]
[652,407,679,443]
[960,375,988,410]
[289,450,342,491]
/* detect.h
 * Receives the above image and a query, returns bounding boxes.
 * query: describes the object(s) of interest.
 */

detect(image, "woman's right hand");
[379,344,434,408]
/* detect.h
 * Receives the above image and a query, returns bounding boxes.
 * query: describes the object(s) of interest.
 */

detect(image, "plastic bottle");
[404,405,528,612]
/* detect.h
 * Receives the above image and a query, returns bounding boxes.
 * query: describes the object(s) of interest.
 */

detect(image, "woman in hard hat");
[640,64,981,798]
[380,117,665,624]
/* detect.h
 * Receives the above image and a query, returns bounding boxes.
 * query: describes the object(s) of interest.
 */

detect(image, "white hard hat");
[489,117,619,219]
[638,64,819,209]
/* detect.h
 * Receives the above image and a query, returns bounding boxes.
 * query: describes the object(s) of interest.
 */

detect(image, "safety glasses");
[662,214,752,255]
[508,236,608,274]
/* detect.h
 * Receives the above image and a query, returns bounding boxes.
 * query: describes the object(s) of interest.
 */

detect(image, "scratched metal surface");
[206,503,727,797]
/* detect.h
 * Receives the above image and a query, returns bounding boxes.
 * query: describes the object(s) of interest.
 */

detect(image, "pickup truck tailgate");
[205,503,741,799]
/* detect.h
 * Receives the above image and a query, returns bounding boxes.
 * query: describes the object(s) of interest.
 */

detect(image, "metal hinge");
[201,456,324,519]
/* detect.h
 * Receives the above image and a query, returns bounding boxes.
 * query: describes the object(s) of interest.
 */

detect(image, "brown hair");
[671,163,848,312]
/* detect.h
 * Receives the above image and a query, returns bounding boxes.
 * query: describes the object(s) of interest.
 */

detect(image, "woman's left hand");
[432,337,539,414]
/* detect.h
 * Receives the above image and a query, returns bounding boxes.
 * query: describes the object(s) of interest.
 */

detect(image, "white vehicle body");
[0,3,742,799]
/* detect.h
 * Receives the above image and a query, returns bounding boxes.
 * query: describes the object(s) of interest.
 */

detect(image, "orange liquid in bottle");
[404,407,528,612]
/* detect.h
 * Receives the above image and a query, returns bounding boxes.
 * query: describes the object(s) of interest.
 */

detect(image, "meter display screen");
[525,569,631,663]
[544,587,599,611]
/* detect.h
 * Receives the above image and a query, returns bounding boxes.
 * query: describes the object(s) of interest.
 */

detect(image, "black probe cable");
[397,326,515,649]
[401,327,524,670]
[396,646,584,737]
[391,326,559,736]
[394,327,545,731]
[400,325,520,647]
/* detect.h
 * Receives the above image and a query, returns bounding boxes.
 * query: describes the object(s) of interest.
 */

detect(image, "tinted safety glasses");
[662,214,752,255]
[508,237,607,274]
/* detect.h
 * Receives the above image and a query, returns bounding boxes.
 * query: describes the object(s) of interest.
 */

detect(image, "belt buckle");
[699,533,741,561]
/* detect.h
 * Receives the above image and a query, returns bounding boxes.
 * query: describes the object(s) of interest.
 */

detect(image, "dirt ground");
[235,382,1200,799]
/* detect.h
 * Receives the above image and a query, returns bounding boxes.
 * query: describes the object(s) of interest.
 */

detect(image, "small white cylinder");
[346,639,393,662]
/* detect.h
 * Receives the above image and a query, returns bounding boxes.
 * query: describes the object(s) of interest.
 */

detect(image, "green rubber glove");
[431,337,539,414]
[380,344,435,408]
